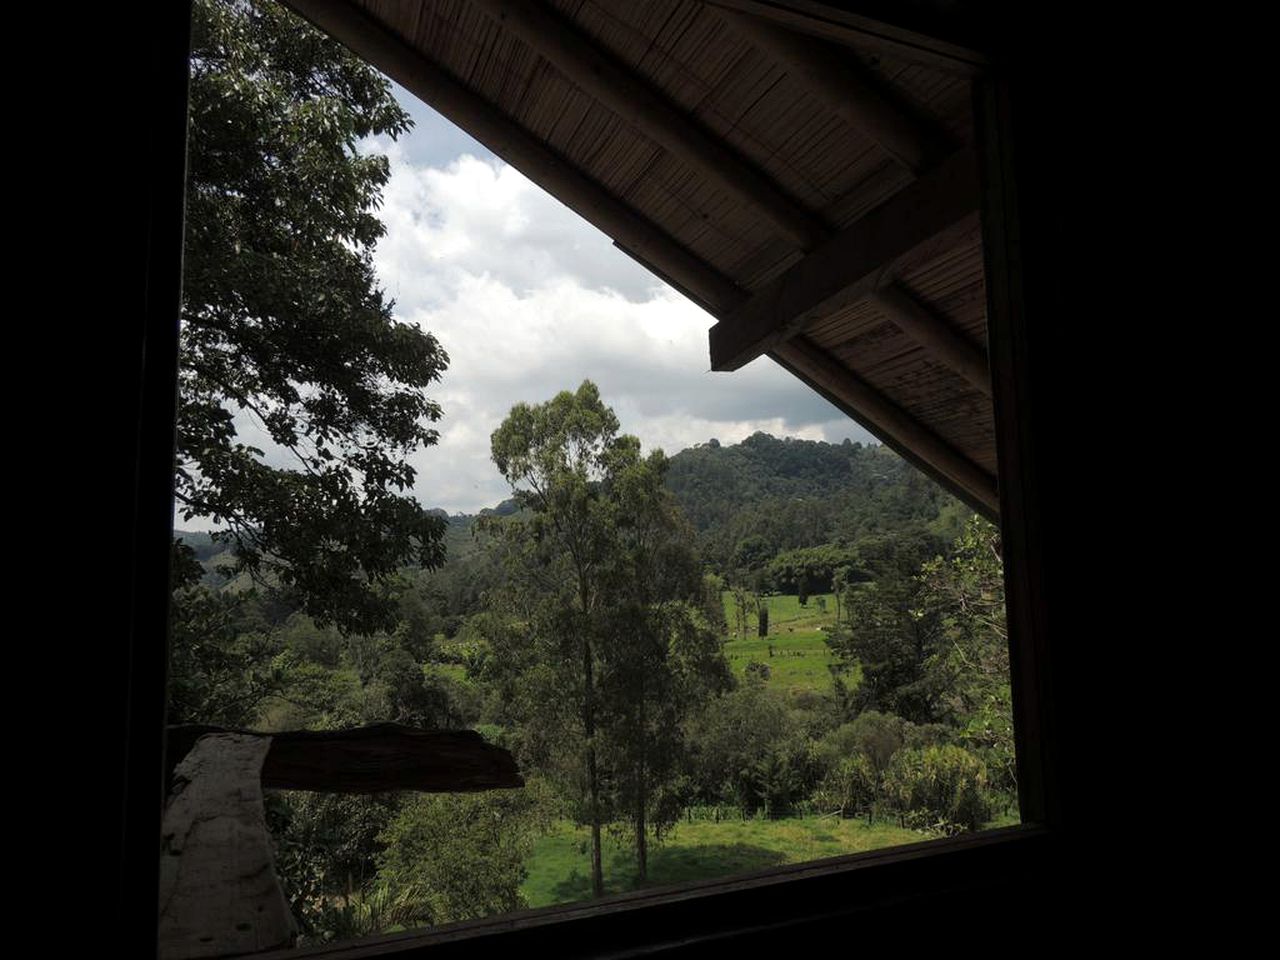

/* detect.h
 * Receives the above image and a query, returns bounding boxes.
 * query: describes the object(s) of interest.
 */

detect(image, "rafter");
[770,338,998,516]
[718,8,945,173]
[709,147,979,371]
[468,0,828,249]
[874,285,991,396]
[283,0,747,312]
[705,0,989,74]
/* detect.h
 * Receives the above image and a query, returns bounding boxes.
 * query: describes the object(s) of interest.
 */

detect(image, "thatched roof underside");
[285,0,999,515]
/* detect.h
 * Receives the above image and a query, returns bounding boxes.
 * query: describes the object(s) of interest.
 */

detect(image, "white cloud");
[364,141,873,514]
[175,105,875,534]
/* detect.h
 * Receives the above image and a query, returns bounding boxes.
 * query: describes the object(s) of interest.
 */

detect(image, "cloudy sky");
[196,84,875,525]
[365,84,873,514]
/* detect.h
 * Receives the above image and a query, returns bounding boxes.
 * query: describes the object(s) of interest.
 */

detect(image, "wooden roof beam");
[709,147,979,371]
[283,0,746,313]
[771,337,998,516]
[468,0,829,250]
[705,1,989,75]
[718,9,945,174]
[874,284,991,396]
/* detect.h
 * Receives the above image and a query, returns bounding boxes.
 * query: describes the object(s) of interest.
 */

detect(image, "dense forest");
[171,421,1014,943]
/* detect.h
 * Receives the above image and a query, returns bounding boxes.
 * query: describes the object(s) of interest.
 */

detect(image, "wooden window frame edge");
[245,825,1050,958]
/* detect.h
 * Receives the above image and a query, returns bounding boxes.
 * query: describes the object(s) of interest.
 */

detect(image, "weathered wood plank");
[873,284,990,395]
[709,147,980,370]
[167,723,523,794]
[469,0,828,248]
[703,0,989,74]
[158,734,296,959]
[718,8,945,173]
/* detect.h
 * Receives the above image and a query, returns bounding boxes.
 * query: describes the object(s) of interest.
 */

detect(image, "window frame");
[120,3,1063,954]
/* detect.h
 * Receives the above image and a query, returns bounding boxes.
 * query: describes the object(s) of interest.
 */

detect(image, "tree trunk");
[572,563,605,901]
[583,634,604,899]
[589,783,603,898]
[635,688,648,883]
[635,795,647,883]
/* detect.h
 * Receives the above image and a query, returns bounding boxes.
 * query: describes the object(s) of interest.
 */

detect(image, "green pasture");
[721,592,842,696]
[521,816,927,908]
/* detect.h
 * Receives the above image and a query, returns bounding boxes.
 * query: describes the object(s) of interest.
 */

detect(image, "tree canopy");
[176,0,448,633]
[488,381,730,892]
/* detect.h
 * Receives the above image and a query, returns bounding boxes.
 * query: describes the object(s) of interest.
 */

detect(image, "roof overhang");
[284,0,1000,516]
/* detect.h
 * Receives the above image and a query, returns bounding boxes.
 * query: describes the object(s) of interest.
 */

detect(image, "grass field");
[521,816,928,907]
[721,592,846,696]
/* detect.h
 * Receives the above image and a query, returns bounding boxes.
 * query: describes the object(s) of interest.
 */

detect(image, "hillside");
[176,434,962,585]
[664,433,964,571]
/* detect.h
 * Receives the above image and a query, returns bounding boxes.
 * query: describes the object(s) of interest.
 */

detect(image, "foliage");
[166,585,293,725]
[882,745,991,834]
[684,684,819,816]
[819,712,906,775]
[267,790,404,941]
[918,517,1015,794]
[700,573,729,635]
[813,754,878,819]
[304,882,433,942]
[827,574,944,723]
[176,0,448,634]
[278,611,344,668]
[849,527,948,581]
[664,434,959,572]
[766,544,864,596]
[369,648,451,726]
[376,783,554,926]
[729,583,759,640]
[744,660,771,683]
[488,381,731,886]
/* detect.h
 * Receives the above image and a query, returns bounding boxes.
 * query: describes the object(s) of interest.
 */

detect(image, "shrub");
[812,754,877,819]
[745,660,771,682]
[882,745,992,834]
[376,779,553,927]
[685,684,819,815]
[844,711,907,772]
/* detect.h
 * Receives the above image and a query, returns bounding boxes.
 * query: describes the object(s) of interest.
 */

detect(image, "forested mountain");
[667,433,895,523]
[664,433,967,573]
[177,433,965,590]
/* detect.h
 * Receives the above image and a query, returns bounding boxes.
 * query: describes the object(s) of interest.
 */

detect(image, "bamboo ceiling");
[284,0,999,516]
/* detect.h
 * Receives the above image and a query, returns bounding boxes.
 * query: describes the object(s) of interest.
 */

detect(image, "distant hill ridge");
[663,432,904,533]
[175,433,942,576]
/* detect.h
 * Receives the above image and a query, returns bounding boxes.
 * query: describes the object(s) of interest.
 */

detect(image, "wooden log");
[157,734,296,959]
[873,284,991,395]
[709,148,979,371]
[718,9,944,173]
[166,723,523,794]
[468,0,828,249]
[770,337,998,514]
[282,0,746,312]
